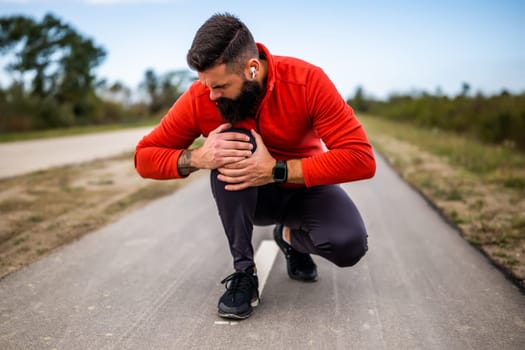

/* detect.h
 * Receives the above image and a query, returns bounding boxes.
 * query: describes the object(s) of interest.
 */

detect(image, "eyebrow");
[210,82,227,89]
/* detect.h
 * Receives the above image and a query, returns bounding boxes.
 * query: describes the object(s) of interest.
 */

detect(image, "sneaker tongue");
[282,226,292,245]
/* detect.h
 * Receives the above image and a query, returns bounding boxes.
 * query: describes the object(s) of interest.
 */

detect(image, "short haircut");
[186,13,258,73]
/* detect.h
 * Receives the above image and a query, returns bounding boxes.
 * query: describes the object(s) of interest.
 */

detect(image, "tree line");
[2,13,523,152]
[0,13,194,133]
[348,85,525,151]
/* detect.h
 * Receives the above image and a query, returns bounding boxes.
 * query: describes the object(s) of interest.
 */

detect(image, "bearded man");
[135,13,375,320]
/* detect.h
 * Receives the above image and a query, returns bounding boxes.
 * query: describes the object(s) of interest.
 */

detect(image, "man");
[135,13,375,320]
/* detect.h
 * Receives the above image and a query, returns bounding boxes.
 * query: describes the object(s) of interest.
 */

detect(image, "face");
[215,79,262,124]
[198,64,263,123]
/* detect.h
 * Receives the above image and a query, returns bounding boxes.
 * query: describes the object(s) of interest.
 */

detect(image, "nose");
[209,89,222,101]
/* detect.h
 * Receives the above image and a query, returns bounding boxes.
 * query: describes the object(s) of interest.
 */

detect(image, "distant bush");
[348,87,525,151]
[0,13,192,135]
[0,84,150,133]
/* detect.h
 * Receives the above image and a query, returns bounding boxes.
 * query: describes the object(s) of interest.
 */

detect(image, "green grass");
[360,114,525,177]
[512,217,525,230]
[503,177,525,189]
[360,113,525,285]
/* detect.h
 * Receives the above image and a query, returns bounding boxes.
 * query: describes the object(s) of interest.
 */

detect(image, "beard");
[216,80,263,124]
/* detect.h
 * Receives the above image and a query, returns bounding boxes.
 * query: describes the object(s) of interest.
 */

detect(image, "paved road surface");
[0,127,152,179]
[0,153,524,349]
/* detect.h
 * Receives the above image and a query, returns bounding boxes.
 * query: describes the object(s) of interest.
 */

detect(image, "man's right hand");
[191,123,254,170]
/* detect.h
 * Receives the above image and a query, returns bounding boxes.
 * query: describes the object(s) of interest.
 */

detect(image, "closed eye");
[211,84,227,90]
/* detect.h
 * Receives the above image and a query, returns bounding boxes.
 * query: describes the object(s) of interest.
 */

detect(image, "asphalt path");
[0,127,152,179]
[0,149,524,349]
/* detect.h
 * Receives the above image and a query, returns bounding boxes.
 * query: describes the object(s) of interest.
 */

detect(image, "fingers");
[250,129,267,154]
[220,139,253,151]
[206,141,251,168]
[217,159,249,182]
[224,183,250,191]
[209,123,232,135]
[210,123,251,144]
[216,152,252,163]
[203,125,262,170]
[218,167,245,178]
[213,140,253,160]
[218,173,251,191]
[208,126,253,159]
[213,128,253,153]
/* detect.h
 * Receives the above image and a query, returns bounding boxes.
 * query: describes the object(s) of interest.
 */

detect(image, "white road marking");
[253,240,279,296]
[214,240,279,325]
[214,321,239,326]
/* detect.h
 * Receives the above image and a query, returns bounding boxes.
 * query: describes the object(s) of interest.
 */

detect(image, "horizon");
[0,0,524,100]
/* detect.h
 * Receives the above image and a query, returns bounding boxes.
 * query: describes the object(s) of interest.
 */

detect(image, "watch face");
[273,161,287,182]
[274,166,286,181]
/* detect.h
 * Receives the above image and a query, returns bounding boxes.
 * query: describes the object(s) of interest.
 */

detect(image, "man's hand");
[217,129,275,191]
[192,123,254,170]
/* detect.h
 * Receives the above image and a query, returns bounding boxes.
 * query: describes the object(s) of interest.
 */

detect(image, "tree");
[348,86,369,112]
[140,68,194,114]
[97,79,132,106]
[460,82,471,97]
[0,13,106,114]
[159,69,193,106]
[142,69,160,113]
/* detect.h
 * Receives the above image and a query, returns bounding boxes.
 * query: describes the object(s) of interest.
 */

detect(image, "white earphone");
[250,67,256,79]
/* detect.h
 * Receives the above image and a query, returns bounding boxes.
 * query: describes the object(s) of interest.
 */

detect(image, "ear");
[246,59,260,80]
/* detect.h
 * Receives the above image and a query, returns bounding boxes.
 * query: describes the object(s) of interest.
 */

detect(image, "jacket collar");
[256,42,275,96]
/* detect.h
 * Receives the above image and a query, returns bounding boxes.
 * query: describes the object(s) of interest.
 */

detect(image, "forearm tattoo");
[177,149,198,176]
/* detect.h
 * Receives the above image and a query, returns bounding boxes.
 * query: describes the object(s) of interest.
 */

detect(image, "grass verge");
[360,114,525,291]
[0,152,197,279]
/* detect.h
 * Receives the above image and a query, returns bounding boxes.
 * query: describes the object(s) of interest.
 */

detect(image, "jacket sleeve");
[134,89,201,180]
[301,67,376,187]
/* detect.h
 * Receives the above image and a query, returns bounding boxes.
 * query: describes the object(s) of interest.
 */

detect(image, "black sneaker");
[217,267,259,319]
[273,224,318,282]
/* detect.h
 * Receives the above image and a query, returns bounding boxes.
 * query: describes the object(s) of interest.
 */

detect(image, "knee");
[210,128,255,186]
[210,167,257,208]
[222,128,257,153]
[329,228,368,268]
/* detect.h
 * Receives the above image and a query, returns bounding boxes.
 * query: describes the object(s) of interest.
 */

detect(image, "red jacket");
[135,43,375,187]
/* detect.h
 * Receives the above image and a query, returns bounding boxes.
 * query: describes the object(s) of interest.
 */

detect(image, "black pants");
[209,130,368,271]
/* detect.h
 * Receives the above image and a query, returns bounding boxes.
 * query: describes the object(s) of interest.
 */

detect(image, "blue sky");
[0,0,524,99]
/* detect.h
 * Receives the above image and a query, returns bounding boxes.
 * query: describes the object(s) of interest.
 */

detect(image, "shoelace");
[221,271,257,301]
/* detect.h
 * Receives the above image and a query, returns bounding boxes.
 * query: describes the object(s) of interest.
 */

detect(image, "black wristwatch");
[272,160,288,183]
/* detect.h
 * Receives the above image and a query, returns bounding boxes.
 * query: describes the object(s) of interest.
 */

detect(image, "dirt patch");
[2,130,523,291]
[0,152,198,279]
[372,134,525,289]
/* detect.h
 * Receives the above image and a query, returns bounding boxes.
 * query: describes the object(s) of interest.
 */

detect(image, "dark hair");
[186,13,258,73]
